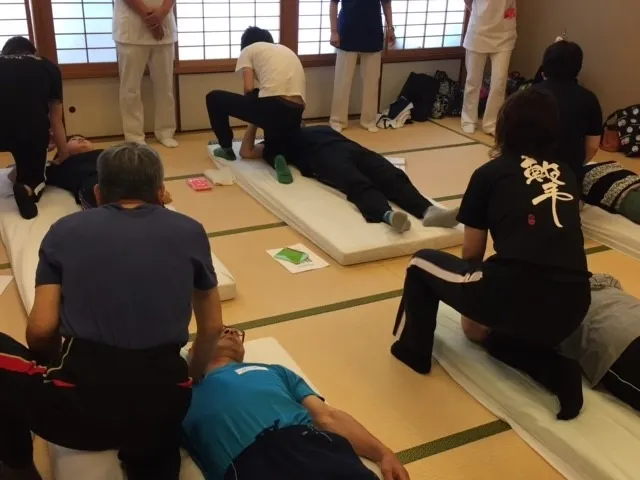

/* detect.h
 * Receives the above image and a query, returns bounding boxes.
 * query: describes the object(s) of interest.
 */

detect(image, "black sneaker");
[13,183,38,220]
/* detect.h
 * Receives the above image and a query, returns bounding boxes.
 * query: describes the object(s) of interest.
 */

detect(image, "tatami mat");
[405,144,490,199]
[3,120,639,479]
[430,117,495,147]
[342,120,473,153]
[166,180,279,234]
[405,430,564,479]
[202,226,404,329]
[0,242,8,267]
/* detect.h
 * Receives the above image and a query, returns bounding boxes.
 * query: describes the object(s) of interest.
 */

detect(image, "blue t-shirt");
[182,363,320,479]
[335,0,388,53]
[35,203,217,349]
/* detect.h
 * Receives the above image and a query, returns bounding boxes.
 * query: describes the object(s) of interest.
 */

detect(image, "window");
[297,0,465,55]
[51,0,116,64]
[0,0,30,50]
[297,0,334,56]
[393,0,466,49]
[175,0,280,61]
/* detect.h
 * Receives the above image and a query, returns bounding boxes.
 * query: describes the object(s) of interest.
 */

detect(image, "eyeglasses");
[223,326,245,344]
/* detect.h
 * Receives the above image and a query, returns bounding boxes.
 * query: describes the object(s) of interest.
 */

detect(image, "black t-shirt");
[36,204,217,349]
[46,149,102,201]
[535,79,602,182]
[457,154,588,275]
[0,54,63,137]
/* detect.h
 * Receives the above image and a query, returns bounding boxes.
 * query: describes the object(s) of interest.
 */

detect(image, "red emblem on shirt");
[504,8,517,19]
[528,214,536,226]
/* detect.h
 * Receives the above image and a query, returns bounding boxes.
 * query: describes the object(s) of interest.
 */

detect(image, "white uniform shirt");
[235,43,306,102]
[463,0,517,53]
[113,0,177,45]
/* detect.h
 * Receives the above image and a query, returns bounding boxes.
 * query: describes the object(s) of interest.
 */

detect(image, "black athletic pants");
[309,144,432,222]
[0,333,191,479]
[601,336,640,411]
[224,424,377,480]
[394,249,591,361]
[205,90,304,165]
[0,129,49,193]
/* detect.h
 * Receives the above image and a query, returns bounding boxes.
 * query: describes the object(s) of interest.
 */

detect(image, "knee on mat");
[461,318,490,344]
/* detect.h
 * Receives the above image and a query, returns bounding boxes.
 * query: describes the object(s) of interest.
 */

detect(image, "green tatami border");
[429,119,494,148]
[0,262,9,271]
[397,420,511,465]
[207,222,286,239]
[381,141,477,156]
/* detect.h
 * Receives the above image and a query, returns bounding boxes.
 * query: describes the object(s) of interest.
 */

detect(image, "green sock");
[274,155,293,184]
[213,146,236,161]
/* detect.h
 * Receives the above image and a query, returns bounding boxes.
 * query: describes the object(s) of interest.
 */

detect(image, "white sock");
[157,137,179,148]
[423,205,460,228]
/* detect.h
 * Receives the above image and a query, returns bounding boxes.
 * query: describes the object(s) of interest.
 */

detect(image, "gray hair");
[97,143,164,204]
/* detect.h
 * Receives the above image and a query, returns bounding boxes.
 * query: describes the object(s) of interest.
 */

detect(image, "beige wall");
[511,0,640,116]
[63,59,461,137]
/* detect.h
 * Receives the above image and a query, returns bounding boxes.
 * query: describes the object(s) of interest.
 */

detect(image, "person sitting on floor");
[0,143,223,480]
[182,327,410,480]
[239,123,459,233]
[0,36,68,219]
[535,40,603,183]
[206,26,305,185]
[462,274,640,413]
[7,135,173,209]
[582,160,640,225]
[390,88,591,421]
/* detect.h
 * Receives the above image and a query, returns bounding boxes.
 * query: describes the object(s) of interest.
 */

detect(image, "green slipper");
[213,146,236,161]
[274,155,293,184]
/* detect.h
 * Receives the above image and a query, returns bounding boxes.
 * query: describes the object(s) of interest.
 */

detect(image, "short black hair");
[542,41,584,80]
[240,26,274,50]
[97,143,164,205]
[493,88,561,161]
[1,36,36,56]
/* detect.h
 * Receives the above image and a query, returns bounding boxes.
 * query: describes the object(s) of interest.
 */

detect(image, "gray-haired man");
[0,143,223,480]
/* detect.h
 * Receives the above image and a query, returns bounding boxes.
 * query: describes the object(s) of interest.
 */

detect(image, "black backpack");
[398,72,439,122]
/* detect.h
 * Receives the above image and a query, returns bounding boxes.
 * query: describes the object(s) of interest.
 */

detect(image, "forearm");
[122,0,150,16]
[382,1,393,28]
[49,102,68,158]
[330,3,338,33]
[159,0,175,16]
[317,408,391,462]
[190,329,219,381]
[26,328,61,362]
[190,289,223,380]
[240,124,258,153]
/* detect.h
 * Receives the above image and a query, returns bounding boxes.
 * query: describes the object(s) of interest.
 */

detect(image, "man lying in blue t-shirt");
[182,328,410,480]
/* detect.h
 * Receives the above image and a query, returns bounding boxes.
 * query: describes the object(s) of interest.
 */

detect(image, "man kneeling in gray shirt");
[463,274,640,412]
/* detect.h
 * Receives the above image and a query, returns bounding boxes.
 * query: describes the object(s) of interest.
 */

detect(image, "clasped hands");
[144,8,168,41]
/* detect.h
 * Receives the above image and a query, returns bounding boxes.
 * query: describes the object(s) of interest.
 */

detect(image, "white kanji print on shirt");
[520,156,574,228]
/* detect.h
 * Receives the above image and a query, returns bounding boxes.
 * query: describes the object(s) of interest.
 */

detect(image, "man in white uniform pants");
[461,0,517,135]
[113,0,179,148]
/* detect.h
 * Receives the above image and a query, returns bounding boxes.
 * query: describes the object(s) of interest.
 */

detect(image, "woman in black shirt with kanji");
[391,88,591,420]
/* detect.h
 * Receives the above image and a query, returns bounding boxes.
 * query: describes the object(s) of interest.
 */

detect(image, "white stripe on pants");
[461,49,512,133]
[117,42,177,143]
[330,50,381,130]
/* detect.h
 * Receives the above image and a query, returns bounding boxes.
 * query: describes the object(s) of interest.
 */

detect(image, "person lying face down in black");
[238,123,460,233]
[8,135,173,209]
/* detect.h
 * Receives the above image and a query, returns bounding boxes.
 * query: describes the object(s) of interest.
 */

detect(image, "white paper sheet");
[0,275,13,296]
[267,243,329,274]
[204,168,235,186]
